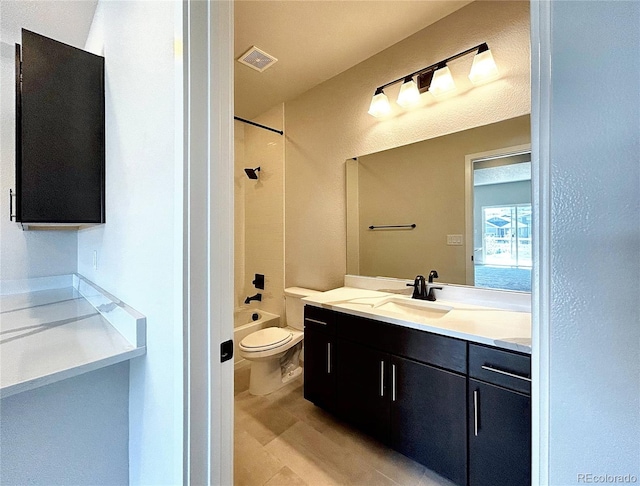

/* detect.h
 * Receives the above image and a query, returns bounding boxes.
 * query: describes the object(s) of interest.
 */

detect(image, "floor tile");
[234,428,285,486]
[263,466,308,486]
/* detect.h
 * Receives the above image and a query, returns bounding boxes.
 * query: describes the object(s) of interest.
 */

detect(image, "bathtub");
[233,308,280,368]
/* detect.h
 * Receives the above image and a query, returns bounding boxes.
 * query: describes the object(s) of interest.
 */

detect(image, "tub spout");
[244,293,262,304]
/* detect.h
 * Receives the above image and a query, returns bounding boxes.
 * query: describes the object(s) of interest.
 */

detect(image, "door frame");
[184,1,234,484]
[464,143,531,286]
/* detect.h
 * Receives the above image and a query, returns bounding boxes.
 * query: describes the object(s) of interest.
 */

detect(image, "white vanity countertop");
[0,275,146,398]
[303,286,531,354]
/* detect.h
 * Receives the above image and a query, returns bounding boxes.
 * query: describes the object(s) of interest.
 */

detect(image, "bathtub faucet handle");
[244,293,262,304]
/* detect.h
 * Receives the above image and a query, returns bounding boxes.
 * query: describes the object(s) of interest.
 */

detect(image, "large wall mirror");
[346,114,531,292]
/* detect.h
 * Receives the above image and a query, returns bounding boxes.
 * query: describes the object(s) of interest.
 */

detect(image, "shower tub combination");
[233,308,279,368]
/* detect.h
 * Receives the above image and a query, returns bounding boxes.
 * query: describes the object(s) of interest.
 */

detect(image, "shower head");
[244,167,261,180]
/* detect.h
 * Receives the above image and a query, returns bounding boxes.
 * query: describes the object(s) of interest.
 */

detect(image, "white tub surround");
[303,276,531,354]
[0,274,146,398]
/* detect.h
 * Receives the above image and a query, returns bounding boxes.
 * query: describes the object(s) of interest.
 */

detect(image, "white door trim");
[184,1,234,484]
[530,0,551,484]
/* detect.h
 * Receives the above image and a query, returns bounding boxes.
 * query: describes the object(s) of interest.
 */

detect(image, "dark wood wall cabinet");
[303,306,532,486]
[13,29,105,229]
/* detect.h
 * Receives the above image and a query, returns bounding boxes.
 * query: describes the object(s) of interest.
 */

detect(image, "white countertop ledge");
[0,274,146,399]
[303,285,531,354]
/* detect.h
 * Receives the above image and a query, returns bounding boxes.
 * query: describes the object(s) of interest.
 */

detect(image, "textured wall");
[78,1,184,484]
[0,362,129,486]
[547,1,640,482]
[284,1,530,290]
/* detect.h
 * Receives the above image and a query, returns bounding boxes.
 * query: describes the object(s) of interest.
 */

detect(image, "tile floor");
[234,365,457,486]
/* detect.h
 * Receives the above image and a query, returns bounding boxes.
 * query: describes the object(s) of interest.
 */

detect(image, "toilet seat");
[239,327,293,353]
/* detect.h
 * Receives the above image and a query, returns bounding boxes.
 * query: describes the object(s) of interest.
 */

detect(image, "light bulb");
[469,48,499,85]
[396,77,421,108]
[368,88,392,117]
[429,65,456,98]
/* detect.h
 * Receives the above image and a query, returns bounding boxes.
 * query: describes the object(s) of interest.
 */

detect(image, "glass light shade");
[429,66,456,98]
[396,78,421,108]
[368,90,392,117]
[468,49,499,85]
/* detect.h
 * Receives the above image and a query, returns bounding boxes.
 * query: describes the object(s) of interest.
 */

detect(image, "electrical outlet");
[447,234,463,246]
[93,250,98,270]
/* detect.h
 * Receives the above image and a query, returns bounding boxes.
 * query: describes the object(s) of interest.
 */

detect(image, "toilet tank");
[284,287,320,330]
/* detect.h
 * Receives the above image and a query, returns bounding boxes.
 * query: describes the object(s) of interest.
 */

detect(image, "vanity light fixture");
[367,43,499,117]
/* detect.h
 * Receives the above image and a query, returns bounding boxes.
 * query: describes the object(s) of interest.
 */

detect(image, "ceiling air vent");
[237,46,278,73]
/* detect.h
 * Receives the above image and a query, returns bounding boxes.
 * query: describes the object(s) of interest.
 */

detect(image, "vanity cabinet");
[303,306,531,486]
[467,344,531,486]
[303,306,337,412]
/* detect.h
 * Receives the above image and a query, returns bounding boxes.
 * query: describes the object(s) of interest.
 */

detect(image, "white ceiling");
[0,0,98,47]
[234,0,472,120]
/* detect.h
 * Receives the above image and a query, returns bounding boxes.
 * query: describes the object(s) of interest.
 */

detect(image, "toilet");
[238,287,320,395]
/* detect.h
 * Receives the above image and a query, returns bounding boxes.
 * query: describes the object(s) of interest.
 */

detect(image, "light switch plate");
[447,234,463,246]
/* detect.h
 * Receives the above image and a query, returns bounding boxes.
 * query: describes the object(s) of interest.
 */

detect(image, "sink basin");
[373,297,452,320]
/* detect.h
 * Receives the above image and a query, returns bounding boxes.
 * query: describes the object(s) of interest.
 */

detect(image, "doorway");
[465,145,532,291]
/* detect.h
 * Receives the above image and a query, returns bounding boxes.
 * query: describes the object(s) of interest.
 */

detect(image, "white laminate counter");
[303,286,531,354]
[0,275,146,398]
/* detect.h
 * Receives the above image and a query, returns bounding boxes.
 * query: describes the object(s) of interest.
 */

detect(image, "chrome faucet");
[244,293,262,304]
[426,270,442,301]
[407,275,427,300]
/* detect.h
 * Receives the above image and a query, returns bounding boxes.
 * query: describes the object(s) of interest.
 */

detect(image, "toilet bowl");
[238,287,319,395]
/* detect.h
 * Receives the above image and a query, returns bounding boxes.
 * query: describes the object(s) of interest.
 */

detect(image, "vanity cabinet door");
[303,327,336,412]
[335,338,390,443]
[468,379,531,486]
[390,356,467,486]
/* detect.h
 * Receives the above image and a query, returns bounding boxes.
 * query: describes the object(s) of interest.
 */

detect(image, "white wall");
[0,362,130,485]
[543,1,640,483]
[78,1,184,484]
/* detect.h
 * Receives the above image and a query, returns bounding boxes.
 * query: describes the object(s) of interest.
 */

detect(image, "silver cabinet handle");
[392,364,397,402]
[473,389,479,437]
[306,318,327,326]
[327,342,331,374]
[380,361,385,397]
[481,365,531,382]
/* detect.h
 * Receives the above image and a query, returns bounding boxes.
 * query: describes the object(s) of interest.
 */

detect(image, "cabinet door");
[391,357,467,486]
[18,30,105,223]
[336,338,390,442]
[303,328,336,412]
[468,379,531,486]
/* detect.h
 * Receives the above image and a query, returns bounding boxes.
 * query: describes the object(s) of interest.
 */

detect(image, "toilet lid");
[240,327,293,352]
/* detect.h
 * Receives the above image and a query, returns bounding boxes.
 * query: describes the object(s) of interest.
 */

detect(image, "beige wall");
[235,105,286,318]
[284,1,530,290]
[354,116,530,284]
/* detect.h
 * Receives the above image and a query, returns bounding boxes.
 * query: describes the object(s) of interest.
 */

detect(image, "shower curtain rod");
[234,116,284,136]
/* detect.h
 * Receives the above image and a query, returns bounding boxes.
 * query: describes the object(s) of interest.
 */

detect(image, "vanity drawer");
[469,343,531,395]
[304,305,336,334]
